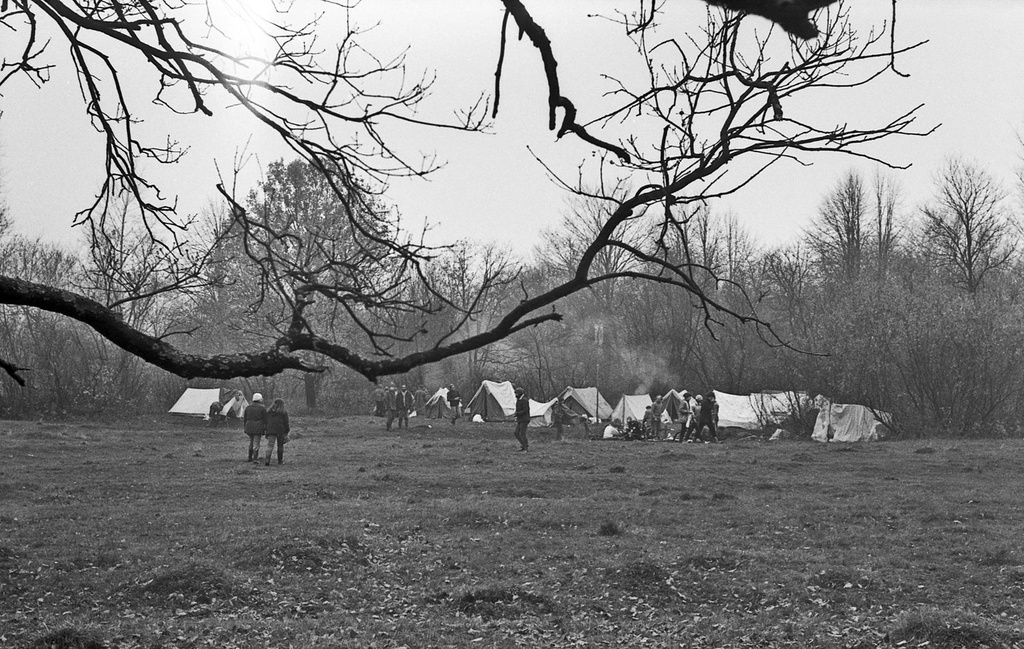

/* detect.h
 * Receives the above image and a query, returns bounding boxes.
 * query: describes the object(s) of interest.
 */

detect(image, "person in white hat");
[244,393,267,462]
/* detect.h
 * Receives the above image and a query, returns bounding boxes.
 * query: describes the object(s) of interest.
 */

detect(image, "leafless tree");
[871,168,903,278]
[919,157,1017,293]
[807,168,906,282]
[762,243,815,336]
[807,171,866,280]
[0,0,927,385]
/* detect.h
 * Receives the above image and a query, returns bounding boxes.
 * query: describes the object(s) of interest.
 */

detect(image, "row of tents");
[169,383,890,442]
[422,381,889,442]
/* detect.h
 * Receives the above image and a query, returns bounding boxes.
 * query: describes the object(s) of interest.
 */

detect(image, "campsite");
[4,415,1024,648]
[4,2,1024,648]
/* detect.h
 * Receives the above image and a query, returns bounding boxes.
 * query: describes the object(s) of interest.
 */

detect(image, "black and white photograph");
[2,1,1024,647]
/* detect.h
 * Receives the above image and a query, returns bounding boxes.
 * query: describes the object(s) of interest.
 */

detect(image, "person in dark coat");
[641,406,655,440]
[551,399,567,440]
[264,398,290,465]
[244,393,267,462]
[513,387,530,451]
[207,401,224,428]
[447,384,462,426]
[696,391,721,443]
[372,385,386,417]
[396,385,413,429]
[384,386,398,431]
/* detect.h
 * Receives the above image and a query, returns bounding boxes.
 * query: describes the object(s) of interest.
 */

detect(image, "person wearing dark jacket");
[244,393,267,462]
[396,385,413,429]
[696,391,721,443]
[264,398,290,465]
[384,386,398,431]
[513,387,531,451]
[447,384,462,426]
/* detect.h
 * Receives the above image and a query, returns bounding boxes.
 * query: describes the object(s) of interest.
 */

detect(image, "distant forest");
[2,155,1022,439]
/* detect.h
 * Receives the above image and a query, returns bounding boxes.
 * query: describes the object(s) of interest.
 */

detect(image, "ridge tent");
[558,386,613,421]
[169,388,220,417]
[611,394,671,424]
[466,380,517,421]
[662,390,692,421]
[812,403,890,442]
[528,398,557,428]
[219,390,249,418]
[423,387,454,419]
[169,387,249,418]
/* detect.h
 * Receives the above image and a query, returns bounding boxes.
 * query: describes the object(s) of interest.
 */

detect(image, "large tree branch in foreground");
[0,273,566,384]
[0,275,319,383]
[703,0,841,39]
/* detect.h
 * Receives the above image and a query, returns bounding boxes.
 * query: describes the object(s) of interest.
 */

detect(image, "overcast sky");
[2,1,1023,256]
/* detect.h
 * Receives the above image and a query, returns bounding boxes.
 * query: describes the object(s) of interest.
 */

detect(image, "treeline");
[2,156,1023,437]
[405,158,1024,438]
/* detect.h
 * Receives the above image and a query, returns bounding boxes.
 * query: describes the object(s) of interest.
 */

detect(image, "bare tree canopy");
[919,157,1016,293]
[0,0,928,385]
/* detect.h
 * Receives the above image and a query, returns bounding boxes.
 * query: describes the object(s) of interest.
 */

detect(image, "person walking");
[244,393,267,462]
[447,384,462,426]
[396,384,413,429]
[384,385,398,431]
[513,387,530,451]
[264,398,290,465]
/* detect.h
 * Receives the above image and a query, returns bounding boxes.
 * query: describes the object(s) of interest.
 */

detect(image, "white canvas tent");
[423,387,454,419]
[706,390,809,430]
[712,390,761,430]
[812,403,890,442]
[466,380,517,421]
[558,386,613,421]
[528,398,557,428]
[169,388,249,419]
[611,394,671,424]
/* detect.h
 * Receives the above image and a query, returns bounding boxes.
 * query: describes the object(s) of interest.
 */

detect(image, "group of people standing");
[366,380,721,451]
[604,391,721,443]
[679,391,721,443]
[372,384,466,429]
[372,384,423,430]
[243,393,291,465]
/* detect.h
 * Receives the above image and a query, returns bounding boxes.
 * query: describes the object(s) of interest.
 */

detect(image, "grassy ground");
[2,416,1023,648]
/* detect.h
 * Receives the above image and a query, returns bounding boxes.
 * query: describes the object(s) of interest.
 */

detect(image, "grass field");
[2,416,1023,648]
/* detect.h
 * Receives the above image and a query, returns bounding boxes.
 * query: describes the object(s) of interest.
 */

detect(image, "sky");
[1,1,1024,258]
